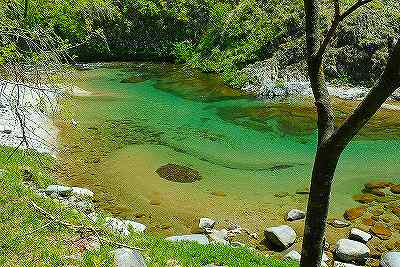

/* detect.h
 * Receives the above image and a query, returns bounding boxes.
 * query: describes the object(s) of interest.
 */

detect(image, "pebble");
[349,228,372,243]
[287,209,306,221]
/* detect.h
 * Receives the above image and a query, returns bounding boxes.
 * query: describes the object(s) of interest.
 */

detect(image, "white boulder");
[335,239,369,264]
[349,228,372,243]
[264,225,296,249]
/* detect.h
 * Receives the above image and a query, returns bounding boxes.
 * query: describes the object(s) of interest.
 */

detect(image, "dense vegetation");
[1,0,399,86]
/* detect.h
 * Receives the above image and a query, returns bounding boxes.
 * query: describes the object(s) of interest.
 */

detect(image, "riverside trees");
[300,0,400,266]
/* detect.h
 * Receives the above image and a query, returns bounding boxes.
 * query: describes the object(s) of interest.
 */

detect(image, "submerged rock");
[211,191,226,197]
[344,206,366,221]
[329,219,351,228]
[120,76,146,83]
[114,247,147,267]
[264,225,296,250]
[156,164,201,183]
[370,223,392,240]
[166,234,209,245]
[390,184,400,194]
[287,209,305,221]
[335,239,370,264]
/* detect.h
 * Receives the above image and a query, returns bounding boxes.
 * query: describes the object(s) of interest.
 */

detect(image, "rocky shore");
[241,60,400,101]
[25,178,400,267]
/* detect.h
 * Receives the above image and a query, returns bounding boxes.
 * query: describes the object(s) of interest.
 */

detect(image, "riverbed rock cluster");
[32,182,149,266]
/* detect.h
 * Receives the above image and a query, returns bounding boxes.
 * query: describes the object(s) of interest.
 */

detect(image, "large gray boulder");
[349,228,372,243]
[380,252,400,267]
[166,234,209,245]
[114,248,147,267]
[335,239,370,264]
[264,225,296,250]
[45,185,73,197]
[287,209,305,221]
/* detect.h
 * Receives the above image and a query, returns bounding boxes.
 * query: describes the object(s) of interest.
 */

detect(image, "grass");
[0,146,298,266]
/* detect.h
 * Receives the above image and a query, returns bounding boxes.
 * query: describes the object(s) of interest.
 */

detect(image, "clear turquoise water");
[59,63,399,234]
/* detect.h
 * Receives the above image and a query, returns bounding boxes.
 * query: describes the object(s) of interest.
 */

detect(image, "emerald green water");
[58,63,399,235]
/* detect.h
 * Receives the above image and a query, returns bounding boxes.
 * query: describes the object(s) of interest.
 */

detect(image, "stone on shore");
[209,229,229,245]
[284,250,301,262]
[287,209,305,221]
[335,239,370,264]
[71,187,94,198]
[166,234,209,245]
[349,228,372,243]
[199,218,215,230]
[114,247,147,267]
[45,185,73,197]
[333,261,360,267]
[380,252,400,267]
[264,225,296,250]
[124,220,146,233]
[105,217,130,236]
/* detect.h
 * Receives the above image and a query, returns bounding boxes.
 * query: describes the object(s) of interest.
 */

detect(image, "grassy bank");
[0,146,297,267]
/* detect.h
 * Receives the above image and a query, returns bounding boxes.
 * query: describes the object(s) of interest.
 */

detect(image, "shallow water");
[57,63,400,235]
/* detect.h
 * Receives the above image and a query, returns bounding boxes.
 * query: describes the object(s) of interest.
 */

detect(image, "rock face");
[114,248,147,267]
[166,234,209,245]
[287,209,305,221]
[380,252,400,267]
[349,228,372,243]
[335,239,370,264]
[199,218,215,230]
[264,225,296,250]
[155,164,201,183]
[45,185,73,197]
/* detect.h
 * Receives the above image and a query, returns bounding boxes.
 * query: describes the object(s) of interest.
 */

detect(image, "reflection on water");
[56,63,400,236]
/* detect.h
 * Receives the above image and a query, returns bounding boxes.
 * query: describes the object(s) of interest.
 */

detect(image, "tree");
[300,0,400,266]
